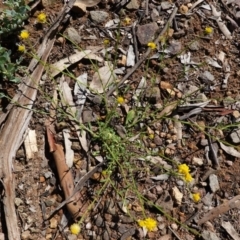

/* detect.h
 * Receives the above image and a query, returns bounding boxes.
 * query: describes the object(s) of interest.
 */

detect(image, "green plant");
[0,0,30,36]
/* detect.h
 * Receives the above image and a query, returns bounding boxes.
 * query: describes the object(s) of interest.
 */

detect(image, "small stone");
[72,1,86,13]
[15,198,23,207]
[44,171,52,179]
[154,135,162,145]
[137,22,158,45]
[95,215,103,227]
[90,11,109,23]
[39,176,45,182]
[66,27,81,44]
[179,5,188,14]
[102,230,110,240]
[82,110,97,123]
[209,174,220,193]
[202,230,220,240]
[189,41,200,51]
[171,186,183,205]
[230,128,240,143]
[126,0,140,9]
[45,198,56,207]
[226,160,233,166]
[151,8,160,22]
[161,1,172,10]
[232,110,240,119]
[21,230,31,240]
[50,218,58,229]
[171,223,178,230]
[199,71,215,84]
[192,157,203,166]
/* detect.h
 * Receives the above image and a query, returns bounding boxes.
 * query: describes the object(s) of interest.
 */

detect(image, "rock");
[209,174,220,193]
[202,230,220,240]
[232,110,240,119]
[120,227,136,240]
[155,191,173,213]
[72,1,86,13]
[21,230,31,240]
[161,1,172,10]
[192,157,203,166]
[45,198,56,207]
[15,197,23,207]
[171,186,183,205]
[95,215,103,227]
[189,40,200,51]
[154,135,162,145]
[90,11,109,23]
[68,235,77,240]
[137,22,158,45]
[199,71,215,84]
[202,193,214,206]
[151,8,160,22]
[82,110,97,123]
[230,128,240,143]
[145,86,161,103]
[126,0,140,9]
[50,218,58,229]
[66,27,81,44]
[102,230,110,240]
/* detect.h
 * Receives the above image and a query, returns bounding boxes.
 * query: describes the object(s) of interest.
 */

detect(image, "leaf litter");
[1,0,240,239]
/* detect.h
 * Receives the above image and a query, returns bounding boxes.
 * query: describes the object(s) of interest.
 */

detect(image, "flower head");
[18,45,25,52]
[178,164,190,175]
[19,30,29,40]
[205,26,213,35]
[138,218,157,231]
[178,164,193,182]
[70,223,80,235]
[117,96,125,104]
[149,133,154,139]
[103,39,110,45]
[192,193,201,202]
[123,17,131,25]
[37,12,47,24]
[147,42,157,50]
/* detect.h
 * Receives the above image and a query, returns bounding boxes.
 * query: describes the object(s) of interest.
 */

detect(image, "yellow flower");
[37,12,47,24]
[138,218,157,231]
[178,164,193,182]
[178,164,190,175]
[103,39,110,45]
[185,173,193,182]
[19,30,29,40]
[147,42,157,50]
[192,193,201,202]
[205,26,213,35]
[70,223,80,235]
[123,17,131,25]
[18,45,25,52]
[149,133,154,139]
[117,96,125,104]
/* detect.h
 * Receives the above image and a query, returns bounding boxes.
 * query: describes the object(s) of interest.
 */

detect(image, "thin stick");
[106,7,178,97]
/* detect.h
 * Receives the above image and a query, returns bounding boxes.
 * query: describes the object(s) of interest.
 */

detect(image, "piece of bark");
[198,195,240,225]
[46,128,83,219]
[0,1,77,239]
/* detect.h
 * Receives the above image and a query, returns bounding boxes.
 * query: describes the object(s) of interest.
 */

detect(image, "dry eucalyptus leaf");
[157,101,178,119]
[90,62,116,93]
[49,50,91,77]
[63,129,74,168]
[219,142,240,158]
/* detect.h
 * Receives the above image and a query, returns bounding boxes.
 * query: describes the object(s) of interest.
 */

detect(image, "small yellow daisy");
[123,17,131,25]
[117,96,125,104]
[138,218,157,231]
[205,26,213,35]
[37,12,47,24]
[20,30,29,40]
[192,193,201,202]
[69,223,80,235]
[18,45,25,52]
[103,39,110,45]
[147,42,156,50]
